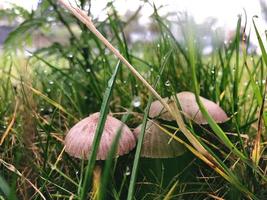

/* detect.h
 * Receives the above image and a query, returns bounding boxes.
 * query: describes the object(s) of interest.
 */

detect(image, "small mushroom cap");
[149,97,173,121]
[149,91,228,124]
[133,120,185,158]
[65,112,136,160]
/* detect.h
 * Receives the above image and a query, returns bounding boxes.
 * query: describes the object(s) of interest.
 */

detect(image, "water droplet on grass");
[86,68,91,73]
[49,81,54,85]
[125,166,131,176]
[165,80,171,87]
[67,53,73,58]
[132,96,141,107]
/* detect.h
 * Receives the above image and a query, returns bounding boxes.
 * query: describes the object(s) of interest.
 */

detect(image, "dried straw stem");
[58,0,211,157]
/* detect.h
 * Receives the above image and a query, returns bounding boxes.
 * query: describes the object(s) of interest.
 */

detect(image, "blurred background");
[0,0,267,54]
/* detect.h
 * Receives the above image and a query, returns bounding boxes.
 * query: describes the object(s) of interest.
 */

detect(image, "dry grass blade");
[251,77,267,165]
[0,159,46,200]
[0,100,18,145]
[58,0,212,161]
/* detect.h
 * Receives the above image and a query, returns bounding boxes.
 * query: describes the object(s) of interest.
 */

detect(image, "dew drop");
[67,53,73,58]
[86,68,91,73]
[157,43,160,48]
[46,88,51,93]
[49,81,54,85]
[48,108,53,113]
[125,166,131,176]
[165,80,171,87]
[84,95,88,100]
[132,96,141,108]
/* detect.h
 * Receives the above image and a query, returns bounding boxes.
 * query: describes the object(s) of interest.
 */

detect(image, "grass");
[0,0,267,199]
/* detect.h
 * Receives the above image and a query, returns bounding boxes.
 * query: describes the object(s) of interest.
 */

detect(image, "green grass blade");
[126,51,171,200]
[187,22,247,161]
[0,175,12,198]
[80,61,121,200]
[252,17,267,127]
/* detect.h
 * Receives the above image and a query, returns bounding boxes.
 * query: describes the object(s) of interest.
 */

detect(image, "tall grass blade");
[252,17,267,127]
[126,50,171,200]
[79,61,121,200]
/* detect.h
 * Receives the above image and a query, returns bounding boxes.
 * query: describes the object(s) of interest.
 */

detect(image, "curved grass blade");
[186,21,247,161]
[187,20,267,188]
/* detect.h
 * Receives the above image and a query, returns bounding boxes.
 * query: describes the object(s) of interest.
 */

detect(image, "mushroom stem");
[58,0,210,158]
[91,165,101,199]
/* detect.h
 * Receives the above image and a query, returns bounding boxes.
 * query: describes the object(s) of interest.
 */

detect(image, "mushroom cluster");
[64,92,228,160]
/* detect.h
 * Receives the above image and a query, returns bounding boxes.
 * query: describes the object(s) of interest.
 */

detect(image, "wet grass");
[0,1,267,199]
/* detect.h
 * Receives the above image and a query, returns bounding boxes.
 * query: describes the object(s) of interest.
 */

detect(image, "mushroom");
[133,120,185,158]
[149,91,228,124]
[65,112,136,160]
[134,91,228,158]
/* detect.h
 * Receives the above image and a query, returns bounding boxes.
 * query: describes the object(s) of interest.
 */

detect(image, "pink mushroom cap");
[65,112,136,160]
[149,91,228,124]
